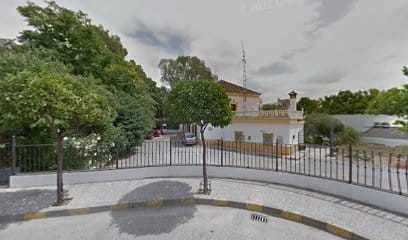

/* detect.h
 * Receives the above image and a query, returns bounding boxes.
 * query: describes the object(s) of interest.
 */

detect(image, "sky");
[1,0,408,102]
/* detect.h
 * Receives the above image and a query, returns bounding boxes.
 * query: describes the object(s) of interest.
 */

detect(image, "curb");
[0,197,368,240]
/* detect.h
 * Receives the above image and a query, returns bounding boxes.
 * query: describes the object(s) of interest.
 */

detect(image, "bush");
[337,126,361,145]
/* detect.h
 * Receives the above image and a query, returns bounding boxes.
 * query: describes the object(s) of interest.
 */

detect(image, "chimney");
[288,91,297,112]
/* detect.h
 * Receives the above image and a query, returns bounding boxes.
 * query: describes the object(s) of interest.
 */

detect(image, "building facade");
[202,81,305,148]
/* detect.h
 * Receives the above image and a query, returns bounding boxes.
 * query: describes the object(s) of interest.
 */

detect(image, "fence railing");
[234,110,304,119]
[0,139,407,196]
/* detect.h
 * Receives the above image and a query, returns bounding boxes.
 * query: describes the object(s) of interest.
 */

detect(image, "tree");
[167,80,232,193]
[158,56,215,87]
[305,113,344,144]
[0,62,114,204]
[337,126,361,145]
[366,88,407,115]
[17,1,155,149]
[297,97,322,114]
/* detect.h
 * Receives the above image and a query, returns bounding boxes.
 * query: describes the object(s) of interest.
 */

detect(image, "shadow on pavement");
[0,189,57,230]
[111,181,196,237]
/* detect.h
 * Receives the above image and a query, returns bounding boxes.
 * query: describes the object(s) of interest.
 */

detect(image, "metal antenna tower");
[241,42,247,111]
[241,42,247,89]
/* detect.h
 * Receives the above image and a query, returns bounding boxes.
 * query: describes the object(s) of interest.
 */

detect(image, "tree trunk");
[200,127,208,193]
[56,135,64,204]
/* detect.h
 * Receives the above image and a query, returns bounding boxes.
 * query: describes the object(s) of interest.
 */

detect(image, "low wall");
[205,140,298,155]
[9,166,408,215]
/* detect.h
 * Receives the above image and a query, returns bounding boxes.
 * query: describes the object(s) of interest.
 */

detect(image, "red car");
[153,129,161,137]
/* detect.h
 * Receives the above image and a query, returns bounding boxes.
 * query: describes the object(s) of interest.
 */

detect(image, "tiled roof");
[218,80,261,96]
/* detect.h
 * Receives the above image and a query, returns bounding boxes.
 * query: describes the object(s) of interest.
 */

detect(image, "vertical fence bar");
[406,155,408,195]
[379,152,383,189]
[348,144,352,184]
[11,135,16,175]
[275,141,279,171]
[396,154,402,195]
[371,151,375,187]
[388,153,392,191]
[220,139,224,167]
[363,150,367,185]
[356,149,360,184]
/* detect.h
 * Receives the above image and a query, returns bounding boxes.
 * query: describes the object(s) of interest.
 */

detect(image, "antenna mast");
[241,42,247,112]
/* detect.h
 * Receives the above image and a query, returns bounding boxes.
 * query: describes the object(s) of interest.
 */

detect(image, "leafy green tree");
[305,113,344,144]
[297,97,322,114]
[159,56,215,87]
[167,80,232,193]
[17,1,155,149]
[366,88,407,115]
[0,63,114,204]
[337,126,361,145]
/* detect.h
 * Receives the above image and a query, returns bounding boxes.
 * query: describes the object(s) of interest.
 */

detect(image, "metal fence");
[1,139,407,196]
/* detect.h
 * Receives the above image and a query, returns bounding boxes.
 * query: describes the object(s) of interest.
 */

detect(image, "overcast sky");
[1,0,408,102]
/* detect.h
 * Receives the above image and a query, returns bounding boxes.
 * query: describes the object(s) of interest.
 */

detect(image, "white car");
[182,133,197,146]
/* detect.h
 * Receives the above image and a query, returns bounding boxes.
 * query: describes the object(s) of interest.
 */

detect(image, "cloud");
[253,61,296,76]
[126,20,190,55]
[309,0,358,31]
[306,71,344,85]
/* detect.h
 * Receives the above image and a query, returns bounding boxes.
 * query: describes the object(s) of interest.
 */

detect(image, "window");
[263,133,274,144]
[231,104,237,112]
[235,131,244,142]
[247,136,251,141]
[277,136,284,145]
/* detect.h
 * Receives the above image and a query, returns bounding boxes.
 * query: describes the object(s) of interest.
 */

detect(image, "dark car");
[182,133,196,146]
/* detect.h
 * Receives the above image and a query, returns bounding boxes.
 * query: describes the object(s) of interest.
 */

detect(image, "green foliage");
[337,126,361,145]
[366,87,408,116]
[14,1,155,149]
[0,62,114,138]
[17,1,126,78]
[305,113,344,144]
[159,56,215,87]
[297,97,321,114]
[296,89,379,115]
[167,80,232,128]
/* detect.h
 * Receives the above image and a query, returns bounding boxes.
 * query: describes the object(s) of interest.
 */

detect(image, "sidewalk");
[1,177,407,240]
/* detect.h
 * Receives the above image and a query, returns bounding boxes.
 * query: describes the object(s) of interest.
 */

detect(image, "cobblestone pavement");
[0,178,407,240]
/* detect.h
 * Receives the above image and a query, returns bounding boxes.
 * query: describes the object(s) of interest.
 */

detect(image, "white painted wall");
[229,95,261,112]
[9,166,408,215]
[204,122,304,145]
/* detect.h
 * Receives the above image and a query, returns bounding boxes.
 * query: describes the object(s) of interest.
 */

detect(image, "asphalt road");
[0,205,342,240]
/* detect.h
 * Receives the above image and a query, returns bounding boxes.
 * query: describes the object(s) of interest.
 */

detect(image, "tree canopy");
[159,56,215,87]
[167,80,232,128]
[297,89,380,115]
[10,1,157,150]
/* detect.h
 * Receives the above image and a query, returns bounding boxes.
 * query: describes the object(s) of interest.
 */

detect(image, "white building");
[202,80,305,149]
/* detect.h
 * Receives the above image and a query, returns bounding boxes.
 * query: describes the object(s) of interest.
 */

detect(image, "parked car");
[182,133,196,145]
[153,129,161,137]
